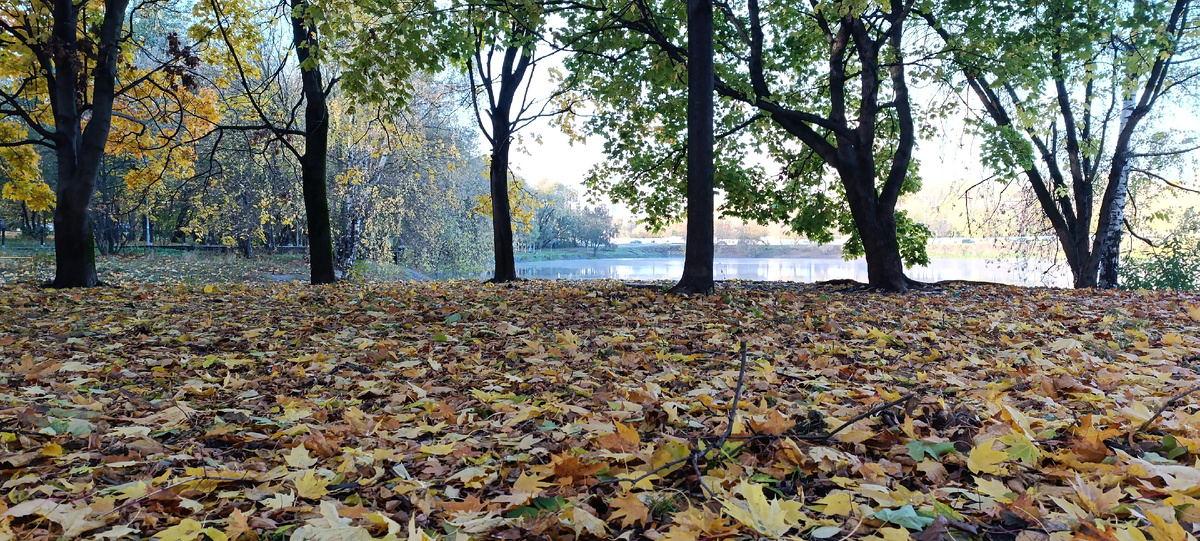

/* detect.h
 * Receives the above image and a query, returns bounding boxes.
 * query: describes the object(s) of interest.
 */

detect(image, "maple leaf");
[560,506,608,538]
[291,500,373,541]
[285,445,320,468]
[154,519,205,541]
[546,453,604,486]
[295,469,330,500]
[596,421,641,453]
[224,508,252,541]
[999,433,1042,465]
[812,491,854,516]
[407,517,439,541]
[1069,474,1123,516]
[1145,509,1190,541]
[968,439,1009,475]
[2,499,106,538]
[749,409,796,435]
[492,472,550,507]
[719,480,808,537]
[608,492,650,528]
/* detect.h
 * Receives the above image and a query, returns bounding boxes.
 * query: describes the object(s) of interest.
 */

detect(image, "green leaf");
[905,441,957,461]
[999,433,1042,465]
[933,500,963,521]
[870,505,936,530]
[444,313,462,323]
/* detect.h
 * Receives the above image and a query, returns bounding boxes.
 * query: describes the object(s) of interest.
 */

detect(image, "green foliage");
[1118,236,1200,291]
[1119,208,1200,291]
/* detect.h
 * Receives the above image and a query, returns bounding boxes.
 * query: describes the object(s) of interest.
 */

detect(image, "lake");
[516,257,1072,287]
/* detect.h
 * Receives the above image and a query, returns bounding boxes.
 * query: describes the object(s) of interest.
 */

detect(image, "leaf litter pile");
[1,280,1199,541]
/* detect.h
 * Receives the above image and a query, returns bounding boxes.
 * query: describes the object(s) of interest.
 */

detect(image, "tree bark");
[488,122,519,282]
[1097,98,1136,288]
[291,1,337,285]
[672,0,715,294]
[844,179,910,291]
[48,0,130,287]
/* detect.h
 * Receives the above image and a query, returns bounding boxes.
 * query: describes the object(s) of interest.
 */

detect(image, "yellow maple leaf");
[1187,304,1200,321]
[812,491,854,516]
[407,516,439,541]
[285,445,319,469]
[1070,474,1123,515]
[875,526,913,541]
[608,492,650,528]
[975,477,1014,502]
[294,469,330,500]
[614,421,641,446]
[156,519,205,541]
[560,506,608,538]
[224,508,251,541]
[720,480,808,537]
[512,472,550,494]
[419,443,456,455]
[967,439,1009,475]
[1145,510,1189,541]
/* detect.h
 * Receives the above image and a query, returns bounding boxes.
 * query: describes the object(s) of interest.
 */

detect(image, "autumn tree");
[0,0,212,286]
[327,78,491,275]
[193,0,341,282]
[449,0,578,282]
[924,0,1198,288]
[560,0,930,291]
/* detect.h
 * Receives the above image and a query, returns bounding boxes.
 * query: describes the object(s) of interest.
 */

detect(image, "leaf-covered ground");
[1,280,1199,541]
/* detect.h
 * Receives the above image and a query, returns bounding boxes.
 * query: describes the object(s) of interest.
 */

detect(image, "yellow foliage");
[473,176,544,234]
[0,122,53,210]
[111,84,219,191]
[719,480,808,537]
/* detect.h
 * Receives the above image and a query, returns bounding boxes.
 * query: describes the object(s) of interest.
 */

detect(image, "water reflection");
[516,257,1070,287]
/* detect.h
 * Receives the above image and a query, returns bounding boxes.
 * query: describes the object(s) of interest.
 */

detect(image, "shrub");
[1118,236,1200,291]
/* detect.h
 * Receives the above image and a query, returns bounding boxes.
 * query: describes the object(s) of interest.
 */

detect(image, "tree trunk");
[52,172,99,287]
[170,205,190,243]
[1097,97,1136,288]
[49,0,130,288]
[842,169,909,292]
[488,122,519,282]
[672,0,715,294]
[292,2,337,285]
[859,215,908,291]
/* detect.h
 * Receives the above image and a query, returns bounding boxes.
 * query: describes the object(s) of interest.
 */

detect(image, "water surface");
[516,257,1070,287]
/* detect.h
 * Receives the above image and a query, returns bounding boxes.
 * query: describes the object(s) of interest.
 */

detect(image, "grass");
[0,249,425,286]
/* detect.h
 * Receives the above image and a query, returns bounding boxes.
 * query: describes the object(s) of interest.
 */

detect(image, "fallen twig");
[793,388,925,441]
[1134,384,1200,435]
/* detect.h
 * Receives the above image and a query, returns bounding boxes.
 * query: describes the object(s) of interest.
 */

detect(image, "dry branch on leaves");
[0,280,1198,541]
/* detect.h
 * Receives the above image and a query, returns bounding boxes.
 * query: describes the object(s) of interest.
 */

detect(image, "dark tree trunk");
[480,41,532,283]
[672,0,715,294]
[292,2,337,285]
[858,212,908,291]
[489,123,519,282]
[48,0,130,287]
[170,205,191,243]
